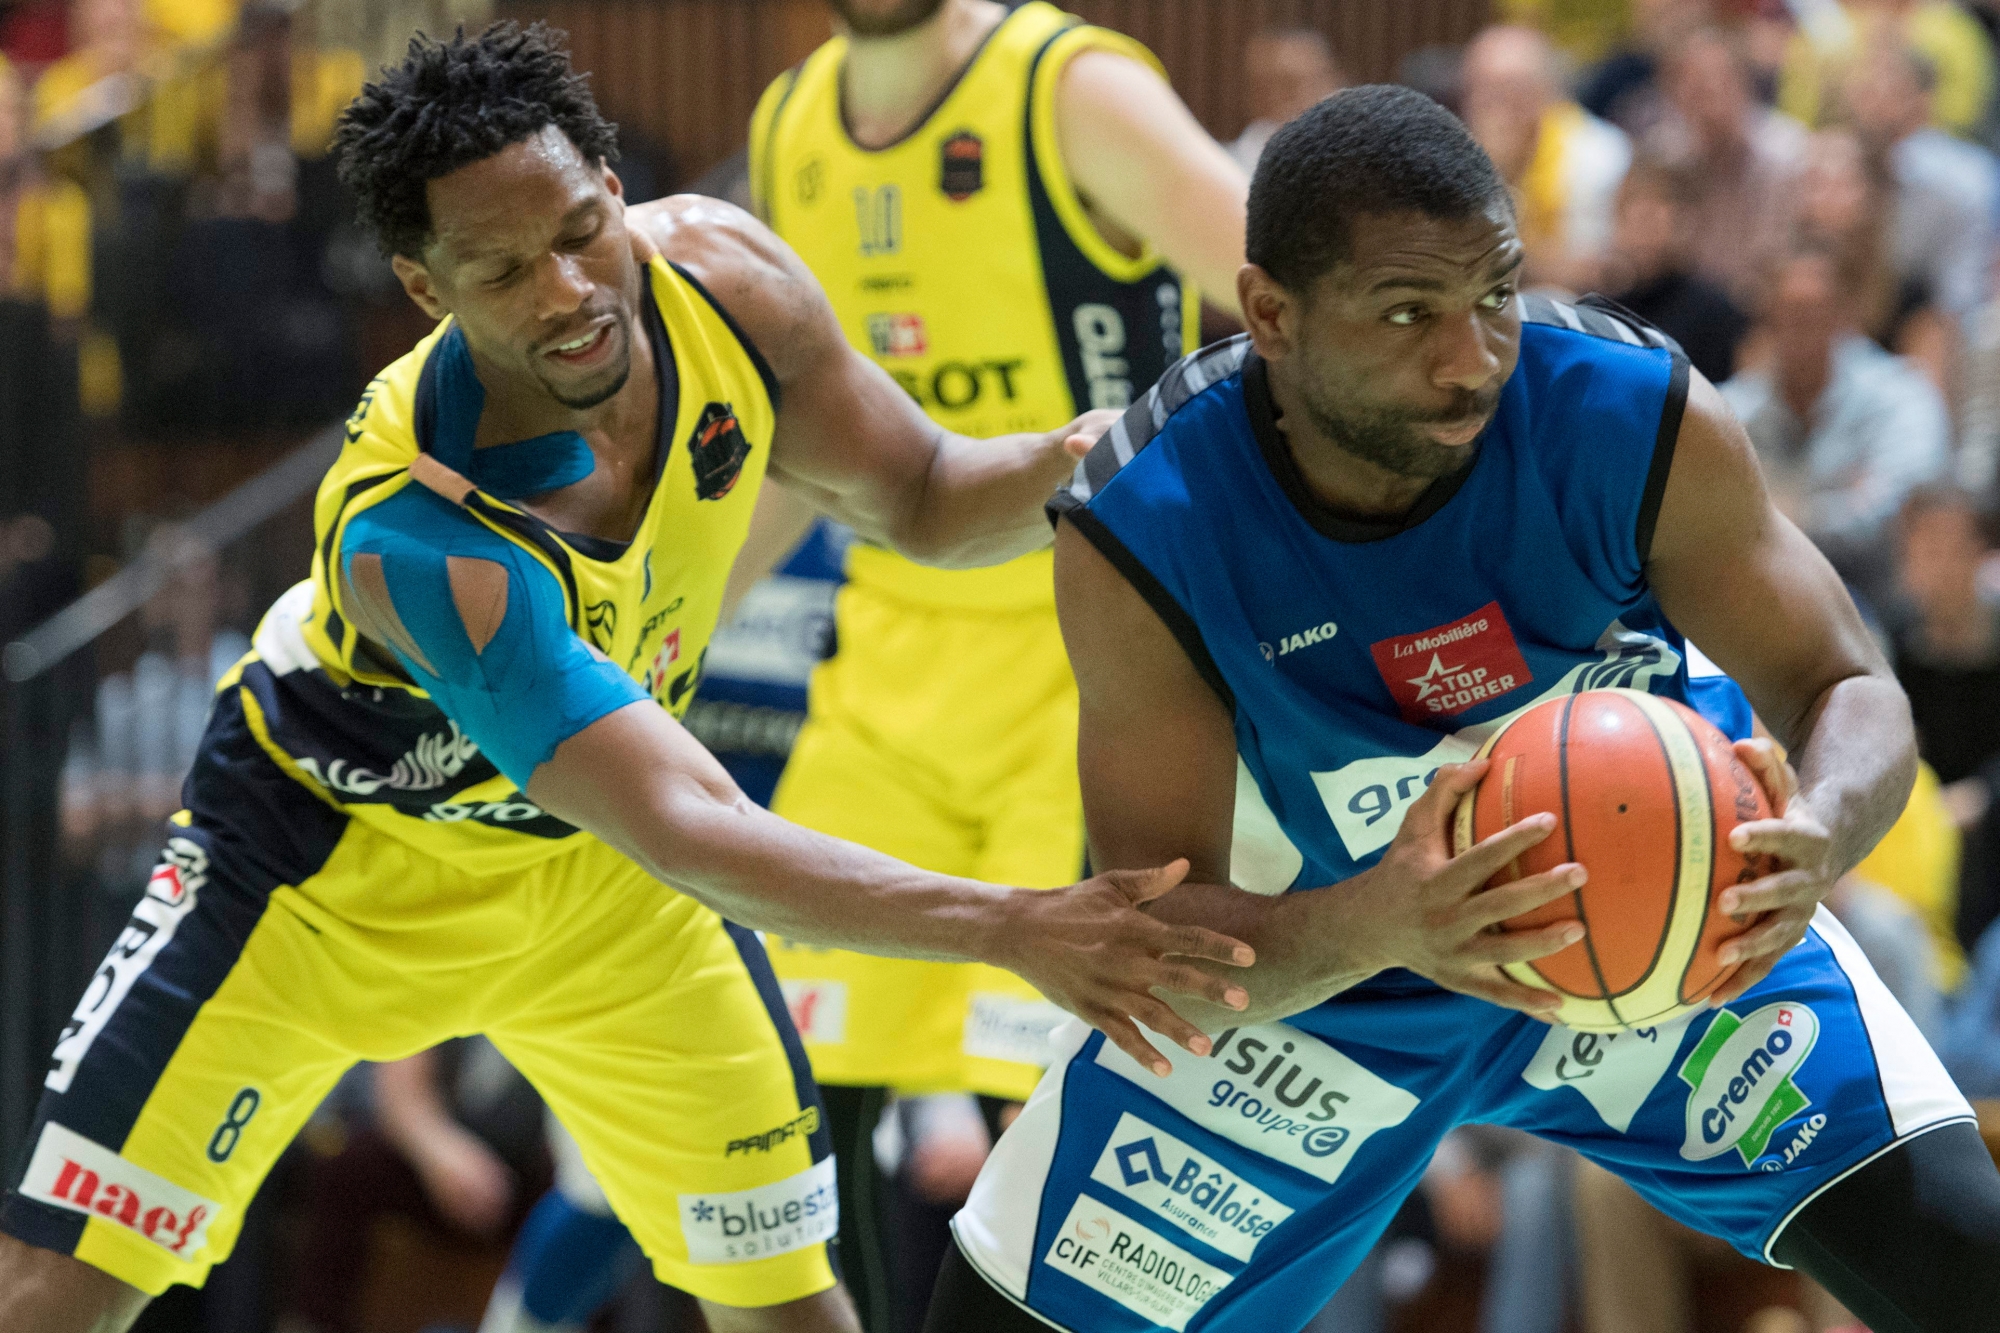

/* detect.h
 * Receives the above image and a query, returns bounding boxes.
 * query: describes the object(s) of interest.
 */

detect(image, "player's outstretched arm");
[1648,372,1918,1004]
[336,492,1252,1075]
[1054,48,1249,317]
[630,196,1113,569]
[1053,518,1586,1029]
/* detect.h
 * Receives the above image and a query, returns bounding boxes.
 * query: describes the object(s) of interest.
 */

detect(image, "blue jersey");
[1052,295,1714,896]
[951,297,1973,1333]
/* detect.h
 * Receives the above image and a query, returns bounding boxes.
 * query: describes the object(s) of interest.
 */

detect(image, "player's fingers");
[1444,968,1564,1019]
[1130,995,1220,1058]
[1154,919,1256,968]
[1148,963,1250,1013]
[1402,761,1489,834]
[1732,738,1797,813]
[1707,952,1781,1008]
[1716,909,1813,966]
[1455,860,1581,927]
[1460,920,1585,965]
[1727,819,1830,868]
[1717,868,1825,916]
[1450,812,1559,878]
[1095,1010,1174,1076]
[1106,859,1191,906]
[1059,409,1121,457]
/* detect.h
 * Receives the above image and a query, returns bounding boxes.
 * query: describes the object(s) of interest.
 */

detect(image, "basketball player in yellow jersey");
[746,6,1246,1310]
[0,25,1263,1333]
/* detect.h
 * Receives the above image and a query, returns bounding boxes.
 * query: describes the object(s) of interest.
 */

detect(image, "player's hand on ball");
[999,859,1254,1077]
[1361,760,1586,1019]
[1707,738,1831,1006]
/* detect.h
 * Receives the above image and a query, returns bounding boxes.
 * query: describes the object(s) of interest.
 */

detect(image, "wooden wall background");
[497,0,1492,186]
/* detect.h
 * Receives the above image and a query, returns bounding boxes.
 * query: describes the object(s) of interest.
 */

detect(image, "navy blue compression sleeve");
[339,486,647,788]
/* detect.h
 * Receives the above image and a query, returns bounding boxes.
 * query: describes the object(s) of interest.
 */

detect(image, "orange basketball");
[1450,688,1777,1031]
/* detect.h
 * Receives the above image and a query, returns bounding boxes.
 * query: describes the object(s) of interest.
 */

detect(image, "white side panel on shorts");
[953,1019,1093,1299]
[1810,906,1973,1136]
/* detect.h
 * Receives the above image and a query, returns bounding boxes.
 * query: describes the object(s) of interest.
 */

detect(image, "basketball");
[1450,688,1777,1032]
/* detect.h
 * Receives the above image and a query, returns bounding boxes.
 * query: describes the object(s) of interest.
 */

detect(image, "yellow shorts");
[0,690,835,1306]
[767,578,1082,1101]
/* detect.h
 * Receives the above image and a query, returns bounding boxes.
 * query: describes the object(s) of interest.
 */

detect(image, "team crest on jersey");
[1370,602,1533,725]
[940,130,983,201]
[689,402,751,501]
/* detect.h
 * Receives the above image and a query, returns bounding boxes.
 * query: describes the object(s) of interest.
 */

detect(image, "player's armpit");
[1054,48,1249,316]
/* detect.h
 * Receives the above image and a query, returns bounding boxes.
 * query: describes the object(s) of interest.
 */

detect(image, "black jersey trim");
[1052,502,1236,714]
[1022,23,1184,418]
[668,260,782,411]
[1636,350,1691,568]
[1244,351,1480,544]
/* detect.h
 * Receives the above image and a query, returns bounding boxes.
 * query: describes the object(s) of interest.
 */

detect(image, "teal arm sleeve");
[339,487,648,788]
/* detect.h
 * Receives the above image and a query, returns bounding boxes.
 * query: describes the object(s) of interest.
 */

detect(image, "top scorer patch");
[689,402,751,501]
[1370,601,1533,725]
[940,131,984,201]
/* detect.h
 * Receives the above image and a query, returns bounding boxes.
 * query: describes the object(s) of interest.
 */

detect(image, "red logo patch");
[1370,602,1533,725]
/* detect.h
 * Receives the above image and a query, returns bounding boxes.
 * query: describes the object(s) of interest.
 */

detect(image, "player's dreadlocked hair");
[1248,85,1510,291]
[335,22,621,259]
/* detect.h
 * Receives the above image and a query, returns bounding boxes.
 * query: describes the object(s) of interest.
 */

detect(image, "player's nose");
[1429,307,1505,395]
[533,250,593,321]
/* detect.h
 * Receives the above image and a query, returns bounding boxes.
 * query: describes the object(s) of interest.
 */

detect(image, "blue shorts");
[951,909,1973,1333]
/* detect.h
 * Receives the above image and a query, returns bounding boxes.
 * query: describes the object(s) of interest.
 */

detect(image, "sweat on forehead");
[1247,84,1512,291]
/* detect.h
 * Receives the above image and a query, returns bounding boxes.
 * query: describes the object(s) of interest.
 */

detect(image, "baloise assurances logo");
[1678,1001,1820,1168]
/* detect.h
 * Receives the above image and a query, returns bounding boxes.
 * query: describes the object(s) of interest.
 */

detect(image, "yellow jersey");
[237,255,776,877]
[750,0,1198,612]
[749,2,1197,1097]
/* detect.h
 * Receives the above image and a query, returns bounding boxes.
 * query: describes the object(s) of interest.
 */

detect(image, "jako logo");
[1678,1002,1820,1165]
[1090,1112,1294,1262]
[678,1158,837,1265]
[20,1124,220,1256]
[1270,621,1338,658]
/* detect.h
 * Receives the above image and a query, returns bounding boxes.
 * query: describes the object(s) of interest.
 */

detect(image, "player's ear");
[392,253,448,322]
[603,164,625,200]
[1238,263,1294,360]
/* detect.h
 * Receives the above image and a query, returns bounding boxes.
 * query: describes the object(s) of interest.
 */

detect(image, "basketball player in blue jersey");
[927,87,2000,1333]
[0,26,1261,1333]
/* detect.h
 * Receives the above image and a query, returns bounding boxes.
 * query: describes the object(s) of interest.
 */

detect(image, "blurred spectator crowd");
[19,0,2000,1331]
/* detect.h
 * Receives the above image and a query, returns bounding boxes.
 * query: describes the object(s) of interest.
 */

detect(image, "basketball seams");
[1623,692,1721,1020]
[1553,693,1626,1026]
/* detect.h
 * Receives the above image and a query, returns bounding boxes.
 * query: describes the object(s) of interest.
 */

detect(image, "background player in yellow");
[748,3,1248,1321]
[0,24,1260,1333]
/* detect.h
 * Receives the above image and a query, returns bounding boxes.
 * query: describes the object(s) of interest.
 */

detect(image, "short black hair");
[1247,84,1510,291]
[335,22,620,259]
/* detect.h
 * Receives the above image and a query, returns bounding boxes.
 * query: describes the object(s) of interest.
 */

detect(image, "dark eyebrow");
[454,199,604,267]
[1366,249,1526,297]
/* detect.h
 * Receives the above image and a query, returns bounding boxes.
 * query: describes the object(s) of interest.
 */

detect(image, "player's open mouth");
[1423,415,1488,447]
[545,323,614,367]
